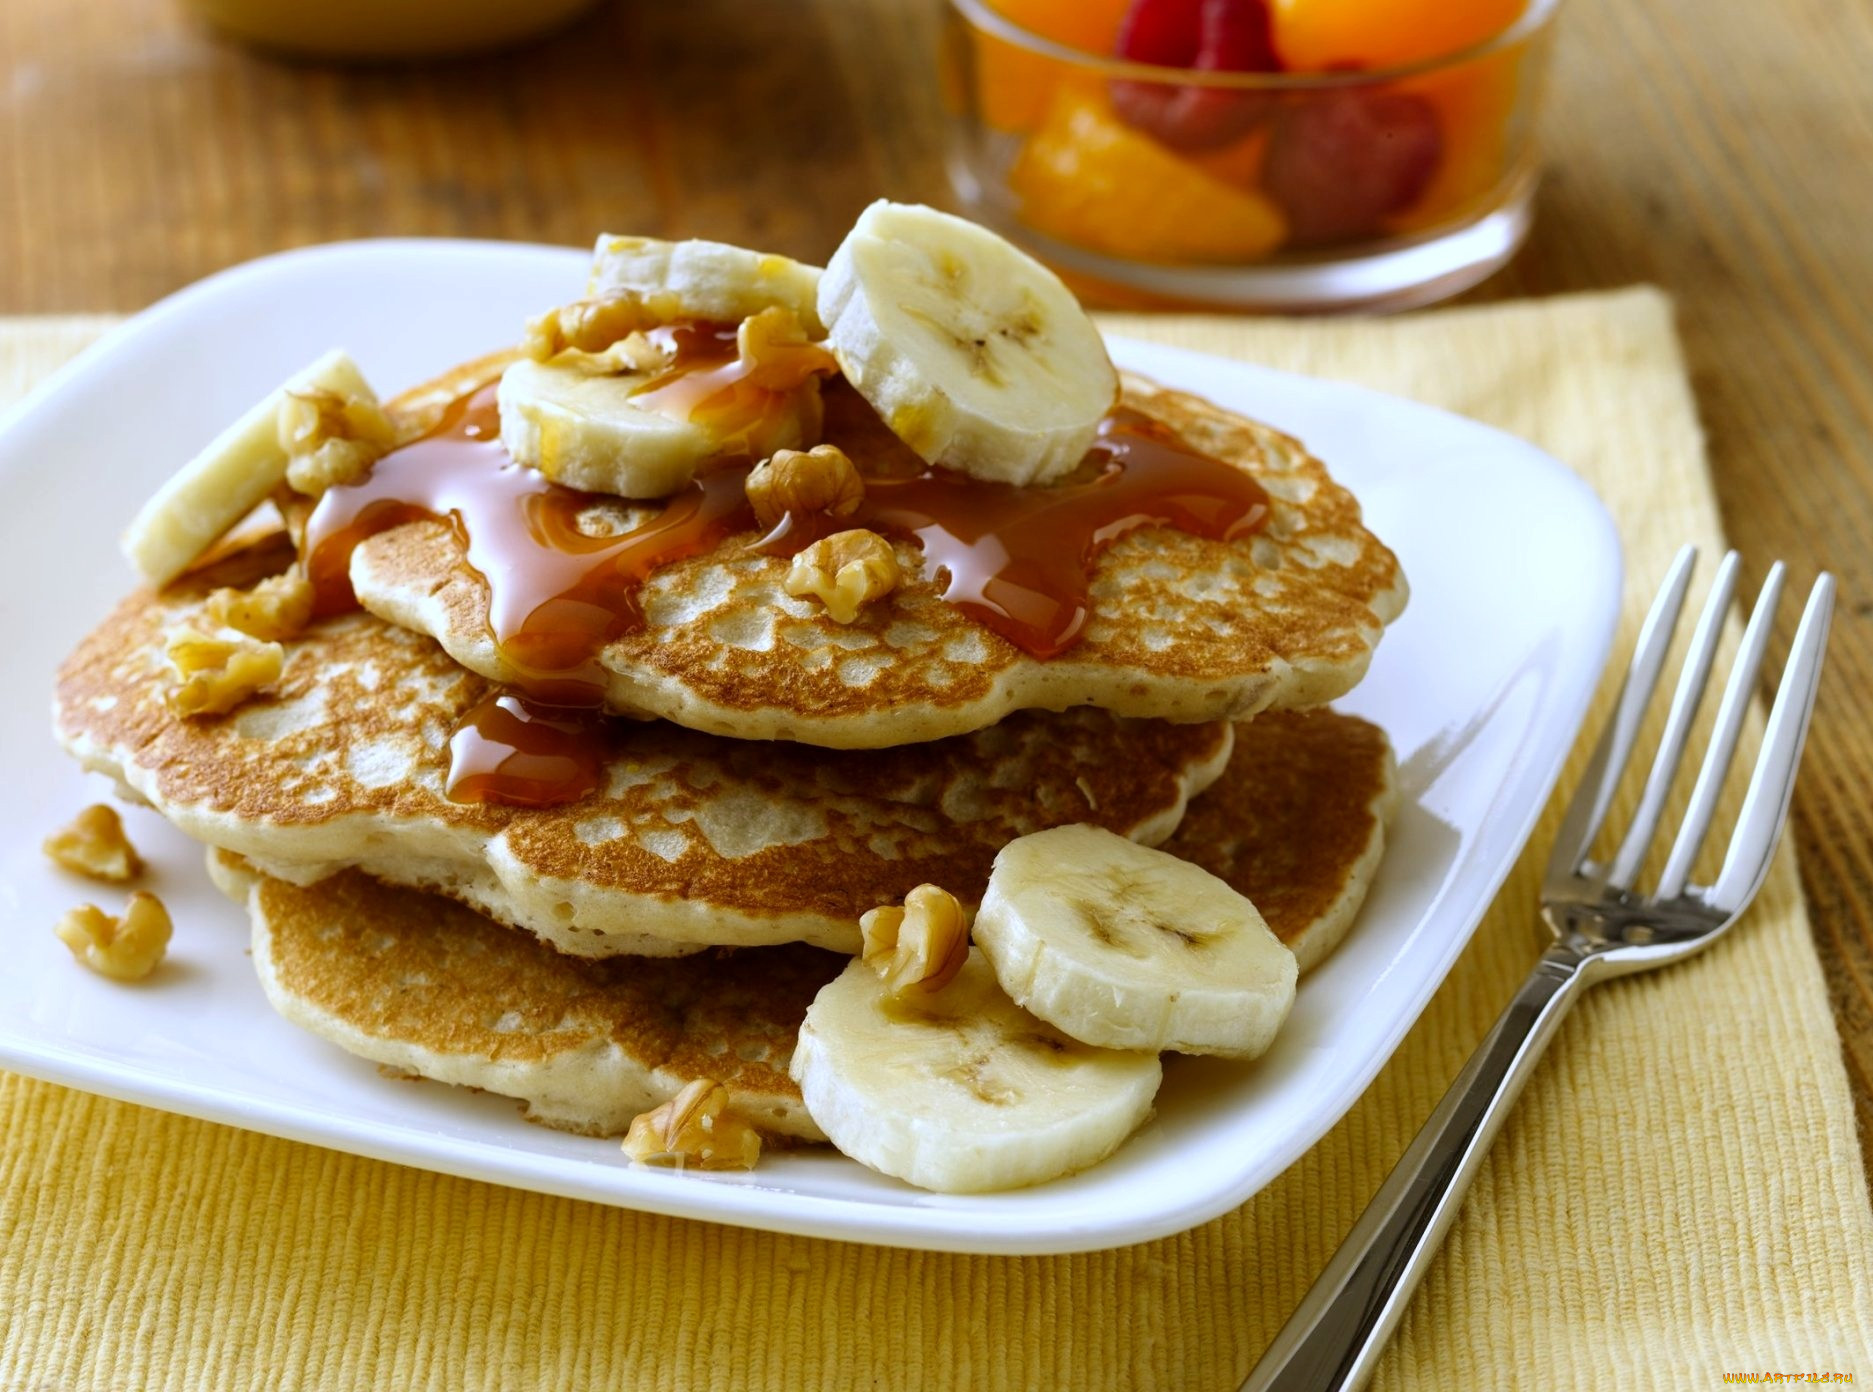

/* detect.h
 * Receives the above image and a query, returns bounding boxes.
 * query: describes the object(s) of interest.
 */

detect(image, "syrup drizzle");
[789,387,1273,658]
[305,384,755,706]
[445,691,615,808]
[630,320,836,453]
[632,322,744,417]
[303,366,1269,807]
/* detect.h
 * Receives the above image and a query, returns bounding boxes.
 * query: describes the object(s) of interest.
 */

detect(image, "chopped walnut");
[860,884,969,998]
[736,306,837,391]
[43,804,142,883]
[621,1079,763,1171]
[55,893,172,982]
[609,331,677,375]
[746,445,865,530]
[522,295,683,377]
[164,627,285,717]
[784,529,901,624]
[205,568,315,642]
[273,484,313,552]
[524,292,682,364]
[279,385,397,497]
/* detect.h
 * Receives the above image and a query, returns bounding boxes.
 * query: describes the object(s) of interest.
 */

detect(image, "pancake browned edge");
[1163,708,1398,974]
[56,533,1235,959]
[349,362,1408,748]
[207,849,839,1141]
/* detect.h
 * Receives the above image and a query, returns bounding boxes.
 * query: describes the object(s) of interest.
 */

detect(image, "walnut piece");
[43,804,142,883]
[164,627,285,717]
[621,1079,763,1171]
[607,331,677,375]
[205,568,315,642]
[273,484,313,552]
[55,893,172,982]
[746,445,865,530]
[736,306,837,391]
[279,386,397,497]
[860,884,969,998]
[523,292,679,363]
[783,529,901,624]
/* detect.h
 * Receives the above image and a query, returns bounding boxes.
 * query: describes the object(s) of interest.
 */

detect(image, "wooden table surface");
[2,0,1869,1169]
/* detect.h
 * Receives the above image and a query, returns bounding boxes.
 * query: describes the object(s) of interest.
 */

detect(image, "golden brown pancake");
[208,850,836,1140]
[55,535,1234,957]
[206,712,1394,1142]
[1163,708,1398,973]
[347,360,1407,748]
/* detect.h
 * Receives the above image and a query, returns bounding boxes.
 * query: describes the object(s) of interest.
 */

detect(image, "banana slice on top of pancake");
[499,235,836,498]
[495,362,710,499]
[973,824,1298,1059]
[500,308,836,499]
[790,950,1161,1193]
[819,200,1120,487]
[586,233,826,336]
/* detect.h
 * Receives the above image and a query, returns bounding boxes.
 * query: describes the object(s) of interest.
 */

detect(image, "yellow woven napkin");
[3,290,1869,1390]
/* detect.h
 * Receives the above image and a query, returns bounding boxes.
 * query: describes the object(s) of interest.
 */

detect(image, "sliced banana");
[817,201,1119,487]
[501,304,833,498]
[974,824,1297,1059]
[498,356,822,499]
[589,234,825,336]
[497,360,719,499]
[790,951,1160,1193]
[123,349,376,586]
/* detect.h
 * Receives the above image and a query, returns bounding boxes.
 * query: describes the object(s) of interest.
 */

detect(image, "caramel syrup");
[445,691,614,807]
[631,321,837,453]
[304,367,1269,806]
[789,387,1273,658]
[304,383,756,706]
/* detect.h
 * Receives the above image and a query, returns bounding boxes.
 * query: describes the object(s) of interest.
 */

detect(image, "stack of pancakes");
[53,247,1406,1172]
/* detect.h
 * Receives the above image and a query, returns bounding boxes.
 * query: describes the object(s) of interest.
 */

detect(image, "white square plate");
[0,240,1621,1255]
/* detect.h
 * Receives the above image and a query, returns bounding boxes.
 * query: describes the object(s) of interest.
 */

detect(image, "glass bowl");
[939,0,1561,312]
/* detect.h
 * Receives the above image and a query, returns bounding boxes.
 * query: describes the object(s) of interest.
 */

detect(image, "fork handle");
[1238,944,1590,1392]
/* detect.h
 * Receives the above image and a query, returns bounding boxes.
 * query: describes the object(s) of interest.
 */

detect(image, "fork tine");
[1603,552,1742,890]
[1655,562,1787,899]
[1705,573,1835,912]
[1546,544,1698,883]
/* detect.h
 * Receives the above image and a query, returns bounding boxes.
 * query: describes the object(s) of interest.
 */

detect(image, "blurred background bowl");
[180,0,606,59]
[941,0,1562,313]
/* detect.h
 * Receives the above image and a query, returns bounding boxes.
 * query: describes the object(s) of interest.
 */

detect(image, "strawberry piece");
[1115,0,1205,65]
[1197,0,1281,70]
[1261,89,1442,244]
[1110,0,1281,152]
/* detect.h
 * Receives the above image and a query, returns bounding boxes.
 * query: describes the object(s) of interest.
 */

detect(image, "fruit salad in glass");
[940,0,1559,311]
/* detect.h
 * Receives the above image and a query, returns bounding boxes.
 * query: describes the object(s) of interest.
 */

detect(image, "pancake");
[1162,707,1398,973]
[345,361,1407,748]
[207,850,837,1140]
[207,710,1393,1141]
[55,534,1234,958]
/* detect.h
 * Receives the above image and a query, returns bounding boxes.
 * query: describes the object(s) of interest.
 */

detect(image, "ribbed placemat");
[3,290,1868,1389]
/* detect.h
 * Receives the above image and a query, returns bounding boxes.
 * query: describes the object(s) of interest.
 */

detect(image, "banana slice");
[790,951,1161,1193]
[589,234,825,336]
[501,305,833,498]
[817,201,1119,487]
[497,360,722,499]
[123,349,375,586]
[974,824,1297,1059]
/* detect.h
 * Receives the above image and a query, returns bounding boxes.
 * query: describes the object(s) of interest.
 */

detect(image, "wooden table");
[3,0,1869,1168]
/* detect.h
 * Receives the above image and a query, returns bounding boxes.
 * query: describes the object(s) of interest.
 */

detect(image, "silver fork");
[1240,545,1836,1392]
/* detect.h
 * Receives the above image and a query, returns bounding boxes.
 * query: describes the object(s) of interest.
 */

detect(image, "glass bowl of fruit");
[940,0,1560,311]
